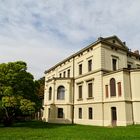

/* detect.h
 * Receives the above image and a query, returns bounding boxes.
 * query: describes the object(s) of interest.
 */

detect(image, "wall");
[130,71,140,124]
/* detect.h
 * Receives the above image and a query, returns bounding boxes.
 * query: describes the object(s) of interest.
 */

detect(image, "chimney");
[98,37,103,40]
[123,42,126,45]
[134,50,139,55]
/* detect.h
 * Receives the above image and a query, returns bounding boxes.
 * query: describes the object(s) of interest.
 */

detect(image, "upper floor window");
[127,64,131,69]
[79,64,82,75]
[57,86,65,100]
[59,73,62,78]
[112,59,117,71]
[63,71,66,78]
[137,64,140,69]
[88,107,93,119]
[105,85,109,98]
[57,108,63,118]
[67,69,70,77]
[110,78,116,97]
[88,83,93,98]
[49,87,52,100]
[117,82,122,97]
[78,85,82,99]
[88,60,92,72]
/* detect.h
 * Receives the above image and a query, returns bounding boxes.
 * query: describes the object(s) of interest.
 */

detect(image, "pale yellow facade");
[43,36,140,126]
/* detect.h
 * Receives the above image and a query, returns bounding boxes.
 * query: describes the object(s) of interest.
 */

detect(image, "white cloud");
[0,0,140,79]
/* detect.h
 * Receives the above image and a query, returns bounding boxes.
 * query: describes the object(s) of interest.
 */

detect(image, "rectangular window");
[58,108,63,118]
[127,64,131,69]
[79,108,82,119]
[137,64,140,69]
[59,73,62,78]
[67,69,70,77]
[88,60,92,72]
[78,85,82,99]
[105,85,109,98]
[118,82,122,97]
[79,64,82,75]
[88,107,93,119]
[112,59,117,71]
[88,83,93,97]
[48,108,51,118]
[63,71,66,78]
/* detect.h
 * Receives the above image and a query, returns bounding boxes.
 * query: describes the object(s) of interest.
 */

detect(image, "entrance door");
[111,107,117,126]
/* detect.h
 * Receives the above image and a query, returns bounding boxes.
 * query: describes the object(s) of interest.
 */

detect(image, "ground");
[0,121,140,140]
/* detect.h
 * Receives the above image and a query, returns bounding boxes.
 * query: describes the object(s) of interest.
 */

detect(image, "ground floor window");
[48,108,51,118]
[88,107,93,119]
[57,108,64,118]
[79,108,82,119]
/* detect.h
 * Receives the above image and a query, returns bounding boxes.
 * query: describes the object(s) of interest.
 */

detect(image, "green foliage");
[35,77,45,99]
[34,77,45,111]
[0,61,40,125]
[2,96,17,107]
[20,99,35,115]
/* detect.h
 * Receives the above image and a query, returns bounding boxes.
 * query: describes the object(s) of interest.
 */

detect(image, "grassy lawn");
[0,121,140,140]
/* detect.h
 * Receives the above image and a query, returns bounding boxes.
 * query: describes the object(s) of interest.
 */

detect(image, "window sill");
[110,96,116,98]
[77,98,83,101]
[50,103,55,105]
[87,97,94,100]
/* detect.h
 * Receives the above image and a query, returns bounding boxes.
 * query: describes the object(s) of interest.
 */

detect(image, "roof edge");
[44,39,101,74]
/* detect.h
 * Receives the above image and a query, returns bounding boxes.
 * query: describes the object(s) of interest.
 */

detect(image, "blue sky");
[0,0,140,79]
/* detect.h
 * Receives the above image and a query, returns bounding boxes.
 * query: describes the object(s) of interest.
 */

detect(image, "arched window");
[110,78,116,97]
[49,87,52,100]
[57,86,65,100]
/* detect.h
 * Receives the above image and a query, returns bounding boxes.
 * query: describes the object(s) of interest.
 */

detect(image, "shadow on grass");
[0,120,76,129]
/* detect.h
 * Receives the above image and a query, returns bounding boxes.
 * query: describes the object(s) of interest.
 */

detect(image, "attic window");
[113,40,115,43]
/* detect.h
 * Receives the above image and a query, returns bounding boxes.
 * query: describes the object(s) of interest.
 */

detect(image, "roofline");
[101,40,128,51]
[101,35,129,50]
[44,38,101,74]
[44,36,140,74]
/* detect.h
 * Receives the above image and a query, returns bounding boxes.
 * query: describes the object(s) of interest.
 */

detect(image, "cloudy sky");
[0,0,140,79]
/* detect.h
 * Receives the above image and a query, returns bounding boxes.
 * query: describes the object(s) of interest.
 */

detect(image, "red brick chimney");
[134,50,139,55]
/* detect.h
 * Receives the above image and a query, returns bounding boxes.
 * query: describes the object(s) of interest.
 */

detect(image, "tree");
[35,77,45,99]
[34,77,45,120]
[0,61,39,126]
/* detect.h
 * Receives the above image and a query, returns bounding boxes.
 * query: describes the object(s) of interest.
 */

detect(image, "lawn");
[0,121,140,140]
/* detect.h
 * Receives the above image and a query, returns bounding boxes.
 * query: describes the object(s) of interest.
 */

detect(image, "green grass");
[0,121,140,140]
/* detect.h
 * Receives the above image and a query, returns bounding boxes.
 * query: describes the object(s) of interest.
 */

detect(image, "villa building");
[43,35,140,126]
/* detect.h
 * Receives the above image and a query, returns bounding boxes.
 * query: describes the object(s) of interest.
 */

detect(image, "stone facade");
[43,36,140,126]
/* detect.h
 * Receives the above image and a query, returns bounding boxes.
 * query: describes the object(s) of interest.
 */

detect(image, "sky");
[0,0,140,79]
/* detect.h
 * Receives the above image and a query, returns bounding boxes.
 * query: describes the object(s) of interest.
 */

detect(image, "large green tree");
[0,61,40,126]
[35,77,45,99]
